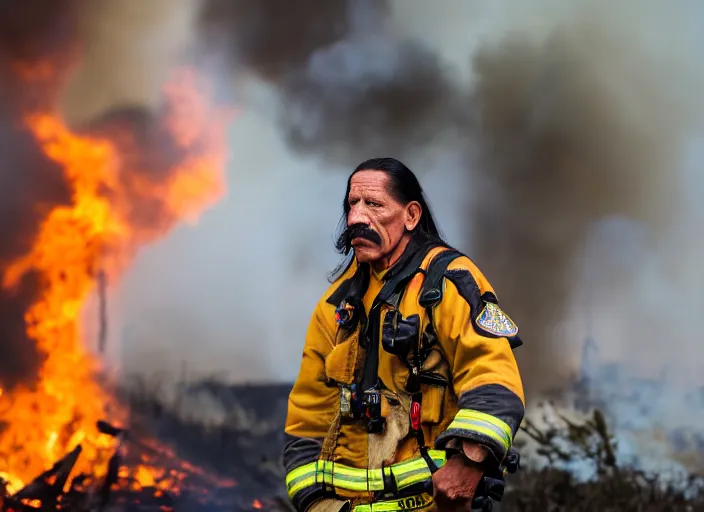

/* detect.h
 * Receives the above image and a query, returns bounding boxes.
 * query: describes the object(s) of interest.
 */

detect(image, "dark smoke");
[0,0,78,389]
[0,0,77,69]
[279,39,461,164]
[197,1,702,399]
[199,0,360,83]
[466,24,692,397]
[198,0,464,164]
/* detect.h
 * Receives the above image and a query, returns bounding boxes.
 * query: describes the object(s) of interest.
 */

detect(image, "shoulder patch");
[476,302,519,337]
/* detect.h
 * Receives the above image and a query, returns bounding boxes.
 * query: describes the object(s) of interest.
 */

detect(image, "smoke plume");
[199,0,465,164]
[199,0,362,83]
[195,0,704,399]
[54,0,704,407]
[465,1,704,396]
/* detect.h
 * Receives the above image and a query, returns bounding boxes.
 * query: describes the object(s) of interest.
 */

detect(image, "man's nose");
[347,204,369,226]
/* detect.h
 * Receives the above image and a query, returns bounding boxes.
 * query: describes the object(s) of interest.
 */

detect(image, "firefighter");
[283,158,525,512]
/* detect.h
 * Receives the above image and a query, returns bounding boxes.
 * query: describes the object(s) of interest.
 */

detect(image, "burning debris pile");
[0,419,242,512]
[124,379,294,510]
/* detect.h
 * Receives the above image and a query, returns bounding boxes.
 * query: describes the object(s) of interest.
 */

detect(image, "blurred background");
[79,0,704,395]
[1,0,704,509]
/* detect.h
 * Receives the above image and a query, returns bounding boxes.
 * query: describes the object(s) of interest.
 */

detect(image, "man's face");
[346,170,419,266]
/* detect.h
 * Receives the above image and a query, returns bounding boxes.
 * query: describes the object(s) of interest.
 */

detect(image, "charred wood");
[13,445,82,508]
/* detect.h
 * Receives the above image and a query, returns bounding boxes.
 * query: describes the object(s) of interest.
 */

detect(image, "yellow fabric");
[285,247,525,502]
[353,493,434,511]
[438,256,525,405]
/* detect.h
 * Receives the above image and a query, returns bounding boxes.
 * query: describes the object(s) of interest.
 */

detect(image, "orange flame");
[0,67,232,492]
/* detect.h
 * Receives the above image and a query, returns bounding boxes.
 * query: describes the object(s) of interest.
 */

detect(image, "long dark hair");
[329,157,449,282]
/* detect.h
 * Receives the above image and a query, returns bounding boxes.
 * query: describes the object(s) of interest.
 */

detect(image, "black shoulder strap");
[418,249,463,309]
[359,247,430,392]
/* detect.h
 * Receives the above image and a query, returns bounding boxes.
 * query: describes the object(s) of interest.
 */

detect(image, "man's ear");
[405,201,422,231]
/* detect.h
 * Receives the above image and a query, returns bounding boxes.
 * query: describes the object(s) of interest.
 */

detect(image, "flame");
[0,66,232,492]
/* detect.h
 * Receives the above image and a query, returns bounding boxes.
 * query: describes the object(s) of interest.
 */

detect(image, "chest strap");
[359,247,433,392]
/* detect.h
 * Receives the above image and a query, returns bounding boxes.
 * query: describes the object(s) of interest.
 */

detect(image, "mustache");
[335,223,382,254]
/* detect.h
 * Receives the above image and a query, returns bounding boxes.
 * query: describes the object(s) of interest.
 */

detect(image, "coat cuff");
[283,435,329,511]
[434,383,524,463]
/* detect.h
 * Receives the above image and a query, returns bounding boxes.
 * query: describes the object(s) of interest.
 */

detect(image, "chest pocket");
[324,329,362,385]
[324,295,367,386]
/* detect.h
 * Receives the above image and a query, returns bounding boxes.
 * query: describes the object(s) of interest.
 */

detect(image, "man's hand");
[432,442,487,511]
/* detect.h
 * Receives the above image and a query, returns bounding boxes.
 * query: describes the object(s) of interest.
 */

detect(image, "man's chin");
[354,247,382,264]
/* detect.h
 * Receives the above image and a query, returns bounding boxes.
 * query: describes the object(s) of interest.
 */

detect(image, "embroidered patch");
[476,302,518,337]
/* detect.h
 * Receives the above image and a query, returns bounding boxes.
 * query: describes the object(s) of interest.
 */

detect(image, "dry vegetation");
[503,406,704,511]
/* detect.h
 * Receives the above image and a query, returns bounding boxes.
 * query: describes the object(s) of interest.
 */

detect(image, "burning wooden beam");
[13,445,82,508]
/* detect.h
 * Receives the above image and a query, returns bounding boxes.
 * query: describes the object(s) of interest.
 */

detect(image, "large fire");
[0,64,232,496]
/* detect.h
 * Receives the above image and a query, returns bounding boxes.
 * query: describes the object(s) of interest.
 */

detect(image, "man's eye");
[367,201,381,207]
